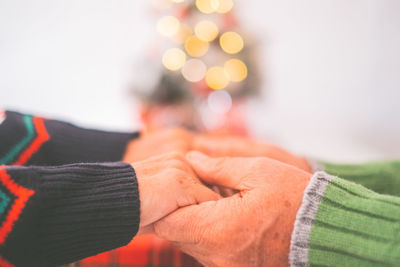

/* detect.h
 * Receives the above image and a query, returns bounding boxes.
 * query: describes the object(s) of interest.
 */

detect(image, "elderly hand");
[124,128,193,162]
[132,152,220,234]
[154,151,311,267]
[193,135,312,173]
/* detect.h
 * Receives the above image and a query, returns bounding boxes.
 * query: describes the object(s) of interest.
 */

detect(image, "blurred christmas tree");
[132,0,261,135]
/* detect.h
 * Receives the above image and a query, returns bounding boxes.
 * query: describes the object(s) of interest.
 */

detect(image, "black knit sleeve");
[0,110,139,166]
[0,162,140,267]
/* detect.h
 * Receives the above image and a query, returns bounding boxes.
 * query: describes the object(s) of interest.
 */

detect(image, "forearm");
[0,163,140,267]
[290,171,400,266]
[0,110,139,166]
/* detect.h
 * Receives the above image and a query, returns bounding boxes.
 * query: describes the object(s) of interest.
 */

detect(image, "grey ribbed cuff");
[289,171,334,267]
[306,158,325,173]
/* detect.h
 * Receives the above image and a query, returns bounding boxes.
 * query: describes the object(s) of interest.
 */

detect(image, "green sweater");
[290,161,400,266]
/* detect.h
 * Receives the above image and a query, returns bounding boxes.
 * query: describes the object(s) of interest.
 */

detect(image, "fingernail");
[186,151,207,162]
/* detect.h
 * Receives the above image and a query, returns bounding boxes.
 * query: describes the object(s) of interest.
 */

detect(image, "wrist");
[264,171,311,266]
[261,144,312,173]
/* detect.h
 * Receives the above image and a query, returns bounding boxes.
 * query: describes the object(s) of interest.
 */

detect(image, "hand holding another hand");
[154,152,311,267]
[123,128,311,174]
[193,135,312,173]
[131,152,220,234]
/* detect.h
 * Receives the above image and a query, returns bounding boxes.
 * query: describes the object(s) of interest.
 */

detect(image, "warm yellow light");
[182,59,207,82]
[195,0,217,14]
[157,16,180,37]
[185,35,209,57]
[220,31,244,54]
[215,0,234,13]
[224,59,247,82]
[194,20,219,42]
[171,24,192,44]
[162,48,186,71]
[205,66,230,90]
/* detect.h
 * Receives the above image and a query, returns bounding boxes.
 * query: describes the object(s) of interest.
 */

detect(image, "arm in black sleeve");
[0,110,139,166]
[0,162,140,267]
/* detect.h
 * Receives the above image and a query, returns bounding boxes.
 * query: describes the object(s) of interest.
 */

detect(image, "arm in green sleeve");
[315,160,400,197]
[290,171,400,266]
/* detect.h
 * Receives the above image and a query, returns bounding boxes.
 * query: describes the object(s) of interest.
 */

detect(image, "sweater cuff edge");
[289,171,334,266]
[306,158,325,173]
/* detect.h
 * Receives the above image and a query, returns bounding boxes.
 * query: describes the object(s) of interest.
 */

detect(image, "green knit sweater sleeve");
[314,160,400,197]
[290,171,400,266]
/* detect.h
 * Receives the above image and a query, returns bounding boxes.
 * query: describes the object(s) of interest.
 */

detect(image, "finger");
[159,140,190,154]
[186,151,254,190]
[154,201,214,243]
[176,177,222,208]
[189,182,222,204]
[211,185,221,195]
[211,185,236,197]
[192,136,228,157]
[132,152,187,175]
[155,196,241,244]
[219,186,237,197]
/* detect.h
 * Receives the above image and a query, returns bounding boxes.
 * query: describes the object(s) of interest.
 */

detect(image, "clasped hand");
[124,128,312,267]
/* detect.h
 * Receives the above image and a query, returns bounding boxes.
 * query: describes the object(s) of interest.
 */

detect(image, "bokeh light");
[171,24,192,44]
[151,0,172,10]
[162,48,186,71]
[195,0,218,14]
[205,66,230,90]
[194,20,219,42]
[172,0,185,3]
[185,35,209,57]
[224,59,247,82]
[182,59,207,82]
[208,90,232,114]
[220,31,244,54]
[215,0,234,13]
[157,16,180,37]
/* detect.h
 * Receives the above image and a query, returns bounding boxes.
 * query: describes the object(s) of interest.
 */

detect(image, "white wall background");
[1,0,399,162]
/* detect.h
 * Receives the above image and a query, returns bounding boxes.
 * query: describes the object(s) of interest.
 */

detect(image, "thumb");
[186,151,255,190]
[186,181,222,204]
[154,198,232,243]
[154,204,206,243]
[192,136,225,157]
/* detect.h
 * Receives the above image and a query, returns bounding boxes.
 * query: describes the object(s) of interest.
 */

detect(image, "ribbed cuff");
[306,158,325,173]
[290,171,400,266]
[5,162,140,266]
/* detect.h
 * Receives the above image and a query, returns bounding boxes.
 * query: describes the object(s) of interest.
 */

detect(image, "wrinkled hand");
[124,128,193,162]
[154,152,311,267]
[132,152,221,234]
[193,135,312,173]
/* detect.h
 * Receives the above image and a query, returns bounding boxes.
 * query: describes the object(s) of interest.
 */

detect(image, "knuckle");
[166,151,185,161]
[250,158,267,171]
[164,168,188,182]
[214,157,225,166]
[214,157,228,171]
[168,159,185,170]
[162,168,178,179]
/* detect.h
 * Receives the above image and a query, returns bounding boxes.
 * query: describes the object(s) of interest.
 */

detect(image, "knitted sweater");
[2,110,399,266]
[0,111,140,267]
[290,161,400,266]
